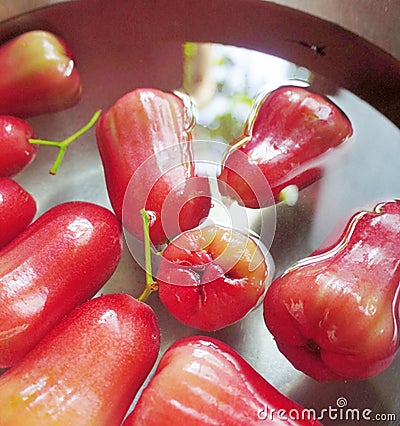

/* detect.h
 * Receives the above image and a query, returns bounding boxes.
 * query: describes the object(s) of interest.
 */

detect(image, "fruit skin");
[0,115,37,177]
[96,88,211,246]
[0,30,81,117]
[263,199,400,381]
[0,178,37,248]
[157,224,269,331]
[0,293,160,426]
[123,336,321,426]
[218,85,353,208]
[0,201,122,368]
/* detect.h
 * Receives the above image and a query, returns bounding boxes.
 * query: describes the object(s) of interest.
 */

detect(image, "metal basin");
[0,1,399,424]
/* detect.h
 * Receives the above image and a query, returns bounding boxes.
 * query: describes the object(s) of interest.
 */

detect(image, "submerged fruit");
[264,199,400,381]
[157,224,270,330]
[218,85,353,208]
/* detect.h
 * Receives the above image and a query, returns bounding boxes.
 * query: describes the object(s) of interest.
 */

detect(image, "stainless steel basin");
[0,1,399,424]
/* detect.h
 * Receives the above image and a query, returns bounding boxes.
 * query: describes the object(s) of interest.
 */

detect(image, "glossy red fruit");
[157,224,270,330]
[96,88,211,246]
[218,85,353,208]
[123,336,321,425]
[0,116,36,177]
[0,293,160,426]
[0,30,81,117]
[0,201,122,368]
[264,199,400,381]
[0,110,101,177]
[0,178,36,248]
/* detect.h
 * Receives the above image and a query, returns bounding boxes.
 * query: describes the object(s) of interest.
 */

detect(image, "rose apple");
[0,30,81,117]
[0,110,100,176]
[96,88,211,246]
[0,293,160,426]
[123,336,321,425]
[218,85,353,208]
[264,199,400,381]
[0,116,36,177]
[157,224,270,330]
[0,178,36,248]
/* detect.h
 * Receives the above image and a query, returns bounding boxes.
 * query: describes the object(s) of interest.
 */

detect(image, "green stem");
[29,109,102,175]
[138,209,159,302]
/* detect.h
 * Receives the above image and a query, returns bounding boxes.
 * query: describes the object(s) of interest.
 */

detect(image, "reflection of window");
[183,42,312,144]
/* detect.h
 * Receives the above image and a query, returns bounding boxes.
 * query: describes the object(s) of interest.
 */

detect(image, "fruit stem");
[28,109,102,175]
[138,209,159,302]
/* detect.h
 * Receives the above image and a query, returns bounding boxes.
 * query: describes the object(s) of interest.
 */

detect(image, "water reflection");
[183,42,312,144]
